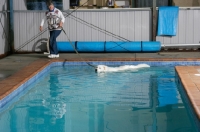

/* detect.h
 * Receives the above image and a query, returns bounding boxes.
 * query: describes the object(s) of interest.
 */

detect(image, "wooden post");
[152,0,157,41]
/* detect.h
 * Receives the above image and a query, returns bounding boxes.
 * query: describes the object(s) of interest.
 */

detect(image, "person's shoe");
[55,54,59,58]
[48,54,56,58]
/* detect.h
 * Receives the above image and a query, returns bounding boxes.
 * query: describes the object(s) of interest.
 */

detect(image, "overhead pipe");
[161,44,200,47]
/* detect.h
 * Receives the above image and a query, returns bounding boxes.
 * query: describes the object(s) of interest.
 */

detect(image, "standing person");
[40,2,65,58]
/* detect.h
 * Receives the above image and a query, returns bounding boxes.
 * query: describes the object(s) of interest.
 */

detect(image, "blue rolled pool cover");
[142,41,161,52]
[57,41,76,52]
[57,41,161,52]
[157,6,179,36]
[77,41,105,52]
[105,41,141,52]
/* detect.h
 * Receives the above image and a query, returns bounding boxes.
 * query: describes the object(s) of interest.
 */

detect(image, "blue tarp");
[157,6,179,36]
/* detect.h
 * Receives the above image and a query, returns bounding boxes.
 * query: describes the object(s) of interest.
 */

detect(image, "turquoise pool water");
[0,65,199,132]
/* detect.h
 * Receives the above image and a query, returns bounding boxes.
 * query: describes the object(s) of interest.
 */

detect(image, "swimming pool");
[0,62,200,132]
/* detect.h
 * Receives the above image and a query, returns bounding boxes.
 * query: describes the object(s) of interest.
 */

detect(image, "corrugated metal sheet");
[0,0,8,55]
[14,9,151,51]
[63,0,70,10]
[14,12,49,52]
[0,0,7,11]
[60,9,151,41]
[156,9,200,45]
[13,0,27,10]
[0,13,9,55]
[12,5,200,52]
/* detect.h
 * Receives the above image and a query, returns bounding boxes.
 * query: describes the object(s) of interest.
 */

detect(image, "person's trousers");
[49,30,62,55]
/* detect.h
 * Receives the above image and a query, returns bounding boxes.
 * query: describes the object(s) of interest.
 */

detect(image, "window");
[133,0,172,7]
[70,0,133,9]
[70,0,80,6]
[26,0,63,10]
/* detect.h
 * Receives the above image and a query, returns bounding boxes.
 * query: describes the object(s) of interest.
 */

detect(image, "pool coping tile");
[175,66,200,120]
[0,59,51,100]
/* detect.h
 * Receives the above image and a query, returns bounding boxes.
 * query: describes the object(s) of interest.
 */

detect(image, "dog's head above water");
[95,65,107,73]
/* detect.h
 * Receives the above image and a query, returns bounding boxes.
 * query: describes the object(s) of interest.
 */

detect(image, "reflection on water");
[26,0,63,10]
[0,66,198,132]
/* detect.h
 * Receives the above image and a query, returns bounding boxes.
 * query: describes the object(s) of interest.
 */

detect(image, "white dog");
[95,64,150,73]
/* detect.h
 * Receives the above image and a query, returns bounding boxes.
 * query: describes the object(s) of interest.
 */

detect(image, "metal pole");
[8,0,14,53]
[152,0,157,41]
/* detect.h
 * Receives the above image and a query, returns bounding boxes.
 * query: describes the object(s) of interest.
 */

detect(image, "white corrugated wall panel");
[0,13,6,55]
[13,9,154,51]
[134,11,142,41]
[0,0,8,55]
[178,10,186,44]
[141,11,150,41]
[128,12,135,41]
[163,36,171,44]
[105,12,114,41]
[76,12,85,41]
[91,12,99,41]
[156,36,163,44]
[120,11,129,41]
[98,12,106,41]
[26,12,34,51]
[13,0,26,10]
[84,12,92,41]
[14,12,49,52]
[186,10,194,44]
[69,12,77,41]
[32,12,49,52]
[62,15,70,41]
[0,0,7,11]
[63,0,70,10]
[193,10,200,43]
[112,12,120,41]
[20,13,27,51]
[14,12,20,51]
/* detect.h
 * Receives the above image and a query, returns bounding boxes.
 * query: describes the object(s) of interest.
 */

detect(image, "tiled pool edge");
[175,71,200,131]
[175,66,200,121]
[1,59,200,122]
[0,59,52,107]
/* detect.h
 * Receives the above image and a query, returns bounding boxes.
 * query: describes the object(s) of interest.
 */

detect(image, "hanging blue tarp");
[157,6,179,36]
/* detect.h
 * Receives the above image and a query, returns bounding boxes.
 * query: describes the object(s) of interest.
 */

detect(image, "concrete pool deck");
[0,52,200,119]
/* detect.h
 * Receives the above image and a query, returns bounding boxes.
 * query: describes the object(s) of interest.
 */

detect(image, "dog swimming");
[95,64,150,73]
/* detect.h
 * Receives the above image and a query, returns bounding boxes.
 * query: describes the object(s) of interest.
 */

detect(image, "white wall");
[8,0,200,51]
[0,0,9,56]
[14,9,151,52]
